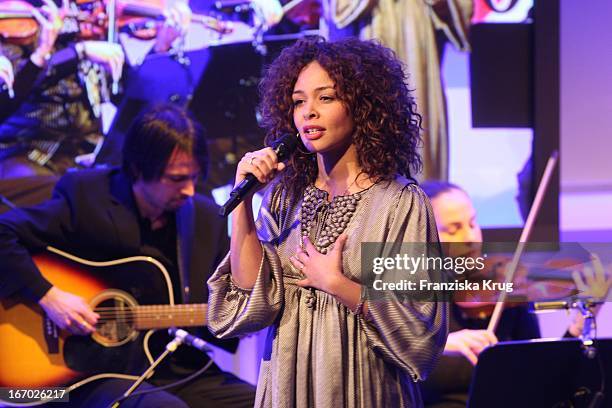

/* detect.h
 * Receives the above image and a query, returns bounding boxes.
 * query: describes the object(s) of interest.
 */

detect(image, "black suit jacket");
[0,167,237,354]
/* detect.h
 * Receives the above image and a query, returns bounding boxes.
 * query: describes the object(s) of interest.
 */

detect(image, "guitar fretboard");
[134,304,207,329]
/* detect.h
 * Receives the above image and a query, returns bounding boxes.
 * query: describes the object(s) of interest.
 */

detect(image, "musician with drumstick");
[419,181,611,408]
[0,104,255,406]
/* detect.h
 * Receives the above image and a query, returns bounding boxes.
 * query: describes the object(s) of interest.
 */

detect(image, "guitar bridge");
[43,315,59,354]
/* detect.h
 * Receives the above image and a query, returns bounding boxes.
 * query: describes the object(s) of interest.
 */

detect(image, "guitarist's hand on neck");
[38,287,99,335]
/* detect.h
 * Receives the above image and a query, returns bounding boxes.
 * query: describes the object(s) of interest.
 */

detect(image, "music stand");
[468,338,611,408]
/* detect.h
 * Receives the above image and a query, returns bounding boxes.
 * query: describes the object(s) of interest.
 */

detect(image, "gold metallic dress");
[207,177,448,407]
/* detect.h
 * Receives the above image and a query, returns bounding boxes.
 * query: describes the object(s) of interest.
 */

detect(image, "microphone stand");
[574,300,605,408]
[575,300,597,359]
[533,299,599,358]
[111,334,184,408]
[533,299,605,407]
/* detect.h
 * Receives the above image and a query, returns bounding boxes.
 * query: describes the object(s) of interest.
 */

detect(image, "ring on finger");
[291,256,304,271]
[296,248,308,260]
[249,156,256,165]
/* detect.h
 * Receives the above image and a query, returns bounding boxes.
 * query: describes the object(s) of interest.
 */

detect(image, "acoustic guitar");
[0,247,207,405]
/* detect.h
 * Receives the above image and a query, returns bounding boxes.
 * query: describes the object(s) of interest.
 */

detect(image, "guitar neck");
[134,303,207,330]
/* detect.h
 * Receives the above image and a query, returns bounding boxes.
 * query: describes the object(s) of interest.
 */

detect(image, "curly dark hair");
[258,36,422,194]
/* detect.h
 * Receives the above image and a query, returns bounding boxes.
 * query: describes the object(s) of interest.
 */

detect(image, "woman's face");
[431,188,483,258]
[292,61,355,155]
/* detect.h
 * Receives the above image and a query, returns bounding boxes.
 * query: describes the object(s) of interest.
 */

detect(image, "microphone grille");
[270,133,299,161]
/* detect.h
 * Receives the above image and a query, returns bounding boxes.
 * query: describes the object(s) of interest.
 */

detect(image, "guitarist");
[0,104,255,407]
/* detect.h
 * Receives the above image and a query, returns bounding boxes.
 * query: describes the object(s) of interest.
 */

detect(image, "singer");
[207,37,447,407]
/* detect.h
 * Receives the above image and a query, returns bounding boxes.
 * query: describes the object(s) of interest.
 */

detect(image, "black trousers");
[47,364,256,408]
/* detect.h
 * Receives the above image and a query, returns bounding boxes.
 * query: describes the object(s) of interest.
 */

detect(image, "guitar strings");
[94,306,206,313]
[93,311,205,316]
[92,309,207,323]
[88,305,208,325]
[94,316,205,323]
[93,306,207,310]
[93,311,206,317]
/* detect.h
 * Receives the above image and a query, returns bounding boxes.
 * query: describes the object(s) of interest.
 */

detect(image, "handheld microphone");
[219,133,299,217]
[168,328,211,353]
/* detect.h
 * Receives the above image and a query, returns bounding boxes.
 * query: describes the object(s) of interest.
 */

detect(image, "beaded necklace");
[300,175,368,254]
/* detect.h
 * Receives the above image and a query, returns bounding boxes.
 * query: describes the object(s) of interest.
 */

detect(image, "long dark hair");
[122,104,207,182]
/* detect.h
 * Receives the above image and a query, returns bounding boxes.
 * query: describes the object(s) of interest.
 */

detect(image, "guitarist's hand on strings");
[38,286,99,335]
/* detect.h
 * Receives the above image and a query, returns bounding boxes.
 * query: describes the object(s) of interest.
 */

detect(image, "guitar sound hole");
[91,290,139,347]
